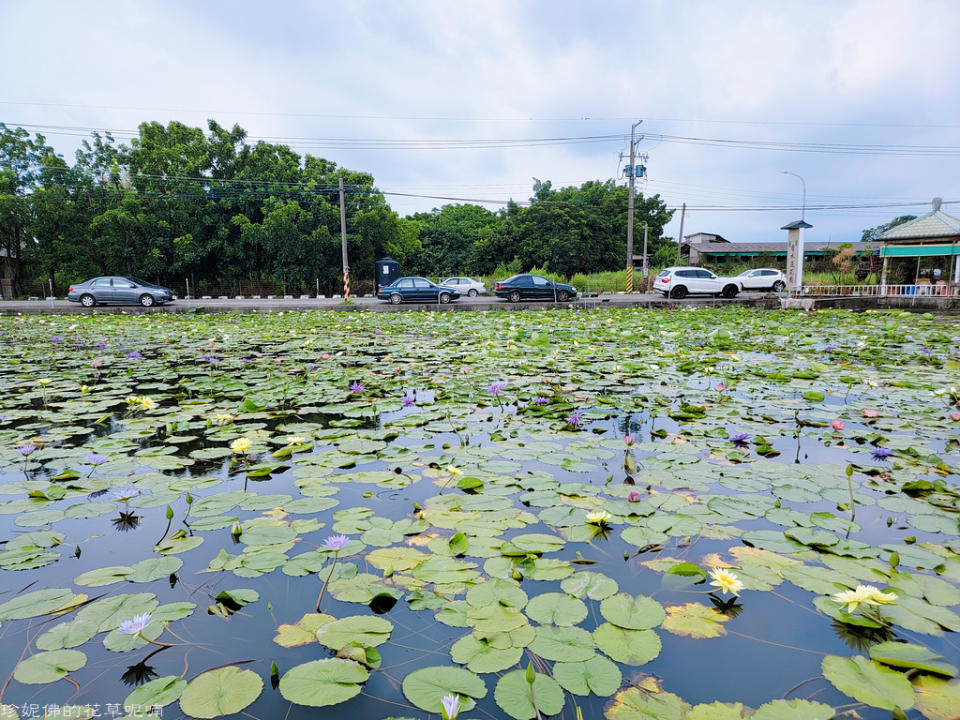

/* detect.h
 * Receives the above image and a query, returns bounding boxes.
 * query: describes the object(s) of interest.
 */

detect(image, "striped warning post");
[625,265,633,294]
[343,272,350,302]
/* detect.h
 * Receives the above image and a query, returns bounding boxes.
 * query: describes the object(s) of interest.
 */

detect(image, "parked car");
[494,274,578,303]
[653,267,742,299]
[376,276,461,304]
[736,268,786,292]
[67,276,176,307]
[440,276,487,297]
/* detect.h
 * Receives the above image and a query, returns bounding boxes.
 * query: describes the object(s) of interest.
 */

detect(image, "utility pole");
[642,224,649,281]
[625,120,642,293]
[339,178,349,301]
[674,202,686,266]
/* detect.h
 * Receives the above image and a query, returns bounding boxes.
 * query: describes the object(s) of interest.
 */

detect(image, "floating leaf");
[524,593,587,626]
[599,593,666,630]
[494,668,564,720]
[592,623,661,665]
[821,654,915,711]
[528,625,595,662]
[553,654,621,697]
[13,650,86,684]
[914,674,960,720]
[605,687,690,720]
[274,613,335,648]
[401,665,487,713]
[869,641,957,677]
[751,699,834,720]
[124,675,187,709]
[661,603,728,639]
[179,666,263,718]
[315,615,393,650]
[0,588,80,620]
[279,658,369,707]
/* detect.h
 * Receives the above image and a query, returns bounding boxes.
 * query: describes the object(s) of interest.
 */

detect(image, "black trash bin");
[375,258,400,292]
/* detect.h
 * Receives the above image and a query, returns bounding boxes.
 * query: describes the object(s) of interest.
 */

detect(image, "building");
[682,232,874,266]
[876,199,960,288]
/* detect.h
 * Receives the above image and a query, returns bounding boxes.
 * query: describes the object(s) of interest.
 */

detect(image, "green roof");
[876,201,960,241]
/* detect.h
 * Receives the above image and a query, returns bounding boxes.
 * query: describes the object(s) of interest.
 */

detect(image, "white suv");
[654,267,742,299]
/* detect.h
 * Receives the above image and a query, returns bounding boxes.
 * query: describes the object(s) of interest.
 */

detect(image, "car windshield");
[125,277,154,287]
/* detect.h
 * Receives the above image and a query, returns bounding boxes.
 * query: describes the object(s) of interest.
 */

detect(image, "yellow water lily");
[210,412,235,426]
[79,385,90,393]
[832,584,897,613]
[446,466,463,476]
[230,437,253,454]
[585,510,611,526]
[287,436,307,445]
[708,568,744,597]
[138,397,157,411]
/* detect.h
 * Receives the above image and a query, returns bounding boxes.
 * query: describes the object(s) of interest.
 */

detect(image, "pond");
[0,307,958,720]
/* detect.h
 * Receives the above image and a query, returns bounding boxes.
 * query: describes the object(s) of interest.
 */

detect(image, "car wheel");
[557,290,570,302]
[439,292,451,304]
[721,284,739,299]
[468,289,478,297]
[390,293,403,305]
[139,294,155,307]
[509,290,521,303]
[772,280,785,292]
[80,294,96,308]
[670,285,688,299]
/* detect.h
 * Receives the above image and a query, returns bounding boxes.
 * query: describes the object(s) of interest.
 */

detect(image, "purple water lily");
[624,435,635,446]
[402,395,416,407]
[118,613,152,635]
[566,412,583,428]
[306,364,317,372]
[324,534,350,552]
[872,446,894,460]
[533,396,550,406]
[628,491,642,502]
[52,336,63,344]
[124,351,142,359]
[349,381,366,394]
[729,433,751,444]
[487,382,505,395]
[84,453,107,466]
[17,444,36,456]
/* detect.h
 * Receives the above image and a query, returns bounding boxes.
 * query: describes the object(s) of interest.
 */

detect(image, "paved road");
[0,292,780,315]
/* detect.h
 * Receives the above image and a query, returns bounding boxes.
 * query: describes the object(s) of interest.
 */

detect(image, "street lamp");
[782,170,806,222]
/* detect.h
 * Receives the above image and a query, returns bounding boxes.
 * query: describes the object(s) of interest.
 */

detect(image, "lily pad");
[179,666,263,718]
[401,665,487,714]
[494,668,564,720]
[278,658,369,707]
[821,654,915,711]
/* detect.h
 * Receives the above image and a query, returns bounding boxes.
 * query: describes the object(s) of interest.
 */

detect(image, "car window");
[657,270,670,278]
[532,276,550,286]
[91,278,112,287]
[762,270,777,276]
[675,270,695,278]
[413,278,431,288]
[696,270,715,279]
[397,278,414,288]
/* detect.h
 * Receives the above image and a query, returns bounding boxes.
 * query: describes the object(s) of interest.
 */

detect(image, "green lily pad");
[179,666,263,718]
[869,641,957,677]
[661,603,728,638]
[592,623,661,665]
[124,675,187,709]
[13,650,87,684]
[599,592,666,630]
[494,668,564,720]
[528,625,595,662]
[401,665,487,714]
[751,699,834,720]
[524,593,588,626]
[552,654,621,697]
[278,658,369,707]
[821,654,915,711]
[315,615,394,650]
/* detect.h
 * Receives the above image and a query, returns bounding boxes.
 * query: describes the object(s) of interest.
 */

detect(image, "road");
[0,292,780,315]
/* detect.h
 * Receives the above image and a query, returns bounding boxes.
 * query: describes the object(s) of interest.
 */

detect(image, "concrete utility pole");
[675,202,686,265]
[625,120,642,293]
[642,224,649,280]
[339,178,349,301]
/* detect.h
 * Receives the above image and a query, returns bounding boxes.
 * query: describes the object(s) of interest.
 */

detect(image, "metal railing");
[795,283,959,297]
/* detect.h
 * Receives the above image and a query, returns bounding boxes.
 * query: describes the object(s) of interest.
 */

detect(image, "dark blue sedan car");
[494,274,577,303]
[376,277,461,304]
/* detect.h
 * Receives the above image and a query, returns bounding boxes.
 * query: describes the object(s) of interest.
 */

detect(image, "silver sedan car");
[440,276,487,297]
[67,276,176,307]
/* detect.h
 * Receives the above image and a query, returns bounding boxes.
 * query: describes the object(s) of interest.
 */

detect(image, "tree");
[861,215,915,242]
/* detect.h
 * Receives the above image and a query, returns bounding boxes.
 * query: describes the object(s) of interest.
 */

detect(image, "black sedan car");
[494,274,578,303]
[67,276,176,307]
[376,277,460,304]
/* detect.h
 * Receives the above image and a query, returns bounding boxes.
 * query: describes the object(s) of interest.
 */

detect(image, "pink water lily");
[830,419,845,431]
[863,408,880,418]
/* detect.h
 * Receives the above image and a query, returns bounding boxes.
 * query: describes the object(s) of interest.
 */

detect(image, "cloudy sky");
[2,0,958,244]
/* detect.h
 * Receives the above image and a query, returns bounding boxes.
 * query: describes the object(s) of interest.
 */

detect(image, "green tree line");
[0,120,676,296]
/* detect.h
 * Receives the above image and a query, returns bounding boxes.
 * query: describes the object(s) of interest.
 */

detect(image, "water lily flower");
[138,397,157,411]
[715,383,727,393]
[230,437,253,454]
[16,444,36,456]
[349,381,366,394]
[402,395,416,407]
[91,358,102,368]
[80,385,90,393]
[51,336,62,344]
[566,412,583,428]
[124,351,142,359]
[441,694,461,720]
[110,484,140,502]
[231,521,242,536]
[832,584,898,613]
[628,491,642,502]
[323,534,350,552]
[709,568,744,596]
[950,411,960,422]
[872,446,893,460]
[84,453,107,466]
[37,378,52,387]
[533,396,550,406]
[487,382,505,395]
[118,613,152,635]
[830,419,845,432]
[286,436,307,446]
[863,408,880,418]
[624,435,635,446]
[585,510,611,526]
[210,412,235,426]
[729,433,751,444]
